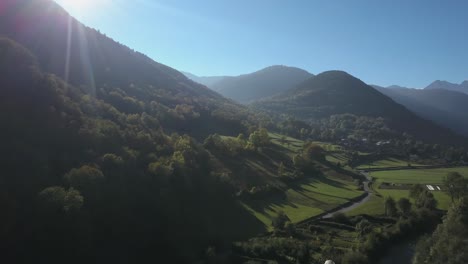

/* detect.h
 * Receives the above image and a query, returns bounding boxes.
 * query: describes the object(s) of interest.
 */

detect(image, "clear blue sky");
[55,0,468,88]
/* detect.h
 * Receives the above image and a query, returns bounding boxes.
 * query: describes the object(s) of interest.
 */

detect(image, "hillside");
[0,0,273,262]
[375,86,468,136]
[182,71,227,87]
[425,80,468,94]
[210,65,313,103]
[0,1,372,263]
[253,71,467,146]
[0,34,368,262]
[0,0,265,139]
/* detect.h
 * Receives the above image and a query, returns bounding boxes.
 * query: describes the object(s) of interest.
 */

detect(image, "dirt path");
[296,172,373,227]
[321,171,372,218]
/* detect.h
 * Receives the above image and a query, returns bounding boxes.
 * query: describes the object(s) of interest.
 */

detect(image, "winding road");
[295,171,373,227]
[322,172,372,218]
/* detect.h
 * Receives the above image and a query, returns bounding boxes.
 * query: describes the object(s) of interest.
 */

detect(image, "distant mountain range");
[184,65,313,103]
[425,80,468,94]
[181,72,227,88]
[186,65,468,138]
[374,85,468,136]
[253,71,466,145]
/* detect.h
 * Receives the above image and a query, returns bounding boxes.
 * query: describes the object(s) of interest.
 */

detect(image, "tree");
[415,190,437,210]
[38,186,84,213]
[148,159,173,183]
[292,154,305,168]
[443,172,467,202]
[384,196,398,217]
[277,162,285,177]
[397,197,412,216]
[280,135,287,144]
[272,211,290,230]
[409,184,425,200]
[303,143,325,161]
[64,165,105,190]
[63,188,85,212]
[64,165,105,199]
[355,219,372,239]
[249,128,270,148]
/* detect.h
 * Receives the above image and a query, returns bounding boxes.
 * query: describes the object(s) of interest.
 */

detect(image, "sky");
[54,0,468,88]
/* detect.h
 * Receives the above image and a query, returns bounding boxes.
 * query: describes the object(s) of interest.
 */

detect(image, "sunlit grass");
[243,177,363,229]
[346,168,468,216]
[370,167,468,185]
[356,158,424,169]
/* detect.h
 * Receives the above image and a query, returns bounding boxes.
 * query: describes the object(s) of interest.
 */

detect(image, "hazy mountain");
[425,80,468,94]
[254,71,467,146]
[210,65,313,103]
[375,85,468,136]
[181,71,227,87]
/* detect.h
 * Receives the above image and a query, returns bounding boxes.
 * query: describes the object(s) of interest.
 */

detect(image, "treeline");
[274,115,468,164]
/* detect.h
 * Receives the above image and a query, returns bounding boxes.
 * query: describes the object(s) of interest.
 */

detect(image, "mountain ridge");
[424,80,468,94]
[181,71,227,87]
[375,85,468,136]
[253,70,468,146]
[205,65,313,103]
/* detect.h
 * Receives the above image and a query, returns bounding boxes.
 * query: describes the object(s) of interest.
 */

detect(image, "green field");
[348,189,452,215]
[242,177,363,229]
[326,152,349,164]
[269,133,305,154]
[312,141,344,152]
[370,167,468,185]
[356,158,424,169]
[347,167,468,215]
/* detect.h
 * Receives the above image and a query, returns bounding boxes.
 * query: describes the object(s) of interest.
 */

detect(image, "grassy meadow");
[348,166,468,215]
[356,158,424,169]
[239,133,364,230]
[242,176,363,230]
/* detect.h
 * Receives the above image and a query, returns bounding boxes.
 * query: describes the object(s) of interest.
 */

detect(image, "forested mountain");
[253,71,467,146]
[0,0,272,262]
[0,0,269,139]
[209,65,313,103]
[425,80,468,94]
[375,85,468,136]
[182,71,227,87]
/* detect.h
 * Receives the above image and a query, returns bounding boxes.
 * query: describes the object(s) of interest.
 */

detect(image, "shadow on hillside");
[212,145,294,188]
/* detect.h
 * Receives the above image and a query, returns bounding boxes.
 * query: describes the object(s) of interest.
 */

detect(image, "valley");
[1,0,468,263]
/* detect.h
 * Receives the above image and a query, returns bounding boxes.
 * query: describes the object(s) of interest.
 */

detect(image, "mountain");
[210,65,313,103]
[181,71,226,87]
[0,0,260,139]
[253,71,467,146]
[375,85,468,136]
[0,0,268,262]
[425,80,468,94]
